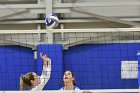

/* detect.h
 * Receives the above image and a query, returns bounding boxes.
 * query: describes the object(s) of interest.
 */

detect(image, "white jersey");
[31,60,51,91]
[59,86,80,90]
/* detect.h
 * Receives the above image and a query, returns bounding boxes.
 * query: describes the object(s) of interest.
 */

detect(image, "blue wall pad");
[0,43,139,90]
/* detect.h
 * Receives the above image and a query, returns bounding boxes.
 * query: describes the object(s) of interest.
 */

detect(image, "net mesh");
[0,29,139,91]
[0,89,139,93]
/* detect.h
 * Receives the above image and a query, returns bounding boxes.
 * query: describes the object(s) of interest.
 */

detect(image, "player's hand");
[40,52,49,61]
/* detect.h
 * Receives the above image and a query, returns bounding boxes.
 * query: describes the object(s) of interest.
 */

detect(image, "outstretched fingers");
[40,52,43,58]
[40,52,49,61]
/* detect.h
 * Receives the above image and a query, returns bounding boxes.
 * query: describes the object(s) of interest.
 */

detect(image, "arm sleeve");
[31,59,51,91]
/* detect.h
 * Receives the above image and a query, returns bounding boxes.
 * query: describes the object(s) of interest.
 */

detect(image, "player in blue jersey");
[20,52,51,91]
[59,70,80,90]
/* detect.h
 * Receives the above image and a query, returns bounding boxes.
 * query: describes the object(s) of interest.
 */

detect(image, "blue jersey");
[59,86,80,90]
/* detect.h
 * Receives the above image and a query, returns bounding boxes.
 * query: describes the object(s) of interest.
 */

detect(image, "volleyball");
[45,13,59,29]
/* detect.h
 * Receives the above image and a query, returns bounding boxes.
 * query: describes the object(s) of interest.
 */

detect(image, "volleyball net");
[0,89,139,93]
[0,28,139,91]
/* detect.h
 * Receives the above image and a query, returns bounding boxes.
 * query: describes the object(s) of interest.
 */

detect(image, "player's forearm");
[43,58,51,67]
[42,59,51,76]
[47,58,51,68]
[43,60,47,67]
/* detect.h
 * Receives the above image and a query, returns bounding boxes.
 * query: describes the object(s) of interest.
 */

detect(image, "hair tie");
[21,75,26,80]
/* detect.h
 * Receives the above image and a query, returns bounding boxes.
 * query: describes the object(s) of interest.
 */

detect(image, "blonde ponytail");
[20,76,26,90]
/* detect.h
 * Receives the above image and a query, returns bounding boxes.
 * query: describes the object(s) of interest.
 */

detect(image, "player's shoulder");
[59,86,80,90]
[59,87,64,90]
[74,86,80,90]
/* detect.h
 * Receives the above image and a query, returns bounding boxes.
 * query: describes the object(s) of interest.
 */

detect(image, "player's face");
[32,72,40,86]
[63,71,74,83]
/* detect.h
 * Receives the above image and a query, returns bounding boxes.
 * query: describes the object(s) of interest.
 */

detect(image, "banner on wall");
[137,52,140,87]
[121,61,138,79]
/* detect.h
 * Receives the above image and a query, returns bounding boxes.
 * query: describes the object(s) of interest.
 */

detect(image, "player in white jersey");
[59,70,80,90]
[20,52,51,91]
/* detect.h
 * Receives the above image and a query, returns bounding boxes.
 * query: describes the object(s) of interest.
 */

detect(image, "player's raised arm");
[31,52,51,91]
